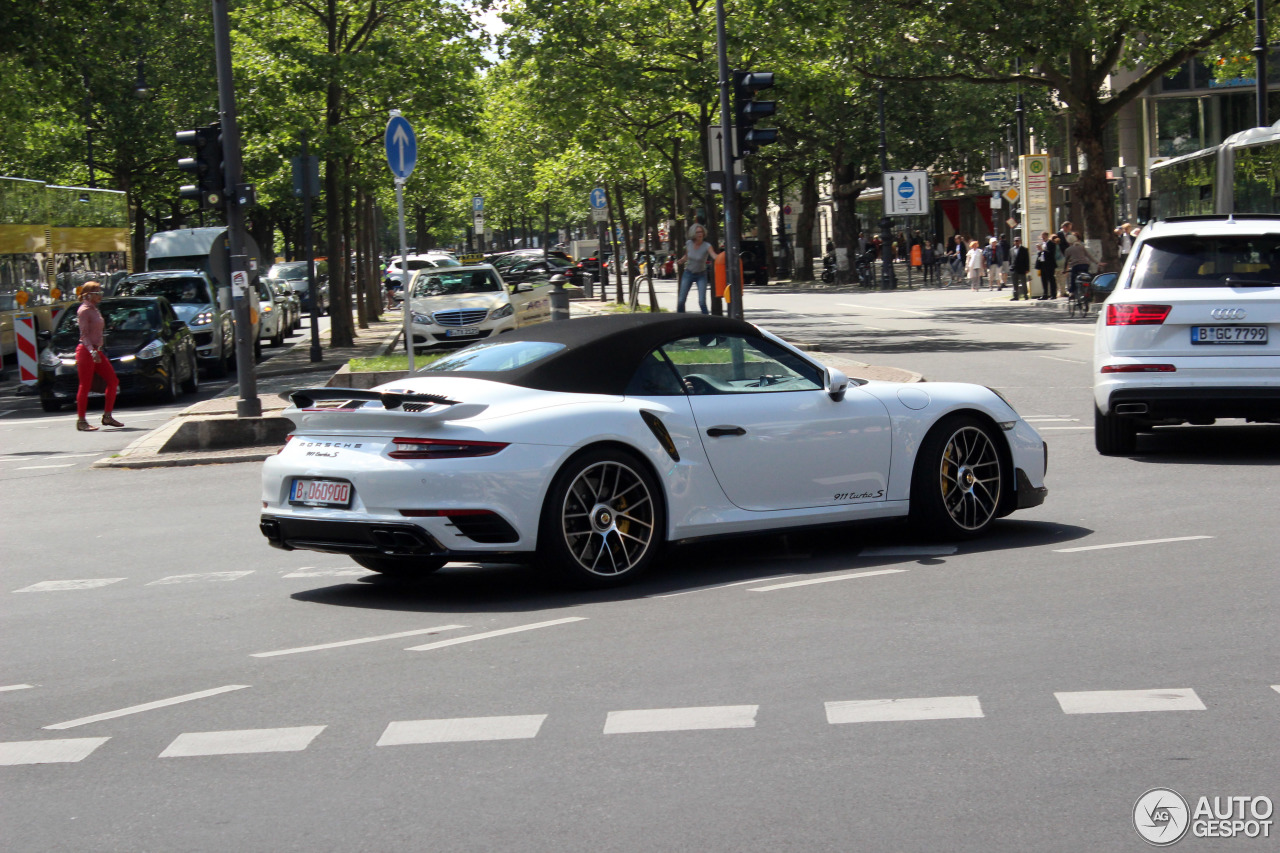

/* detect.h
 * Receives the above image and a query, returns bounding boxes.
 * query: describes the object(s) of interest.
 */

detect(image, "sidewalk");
[90,302,920,469]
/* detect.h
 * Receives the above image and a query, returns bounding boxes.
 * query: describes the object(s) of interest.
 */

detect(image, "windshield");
[53,300,161,352]
[114,275,211,304]
[421,340,565,372]
[412,270,502,297]
[1130,235,1280,288]
[268,263,308,281]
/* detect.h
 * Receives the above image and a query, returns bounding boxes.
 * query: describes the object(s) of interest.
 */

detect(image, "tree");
[852,0,1277,264]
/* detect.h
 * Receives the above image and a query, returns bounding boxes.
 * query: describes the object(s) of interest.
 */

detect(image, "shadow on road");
[1124,423,1280,465]
[288,518,1093,615]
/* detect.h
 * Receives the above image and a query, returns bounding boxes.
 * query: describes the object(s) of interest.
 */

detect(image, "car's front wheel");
[1094,405,1137,455]
[180,351,199,394]
[910,415,1005,539]
[159,356,180,402]
[539,447,664,588]
[352,555,445,576]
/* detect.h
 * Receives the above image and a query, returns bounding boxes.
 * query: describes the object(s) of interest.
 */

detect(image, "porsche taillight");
[388,437,508,459]
[1107,304,1171,326]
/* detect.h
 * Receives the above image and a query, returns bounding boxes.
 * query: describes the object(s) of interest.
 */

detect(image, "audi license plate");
[1190,325,1268,345]
[289,478,352,508]
[445,327,480,338]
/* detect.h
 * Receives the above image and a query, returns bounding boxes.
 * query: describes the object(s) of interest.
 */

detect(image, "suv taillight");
[1107,304,1171,326]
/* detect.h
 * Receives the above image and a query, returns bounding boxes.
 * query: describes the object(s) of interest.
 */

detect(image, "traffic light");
[733,70,777,158]
[176,122,224,210]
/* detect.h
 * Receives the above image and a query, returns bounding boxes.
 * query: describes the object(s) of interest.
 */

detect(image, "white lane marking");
[405,617,586,651]
[378,715,547,745]
[826,695,984,724]
[147,571,253,585]
[1038,355,1086,364]
[1273,685,1280,695]
[282,567,370,578]
[1054,535,1213,553]
[0,737,110,765]
[747,568,907,592]
[858,545,956,558]
[837,302,933,316]
[15,578,126,592]
[1037,427,1092,431]
[252,625,468,658]
[0,410,16,418]
[1023,417,1079,422]
[16,463,76,470]
[1011,322,1094,338]
[44,685,250,730]
[160,725,325,757]
[604,705,758,734]
[1056,688,1205,714]
[0,683,35,692]
[647,576,798,598]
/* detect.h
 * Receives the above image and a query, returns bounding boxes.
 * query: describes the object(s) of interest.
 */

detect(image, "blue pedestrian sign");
[884,170,929,216]
[384,114,417,180]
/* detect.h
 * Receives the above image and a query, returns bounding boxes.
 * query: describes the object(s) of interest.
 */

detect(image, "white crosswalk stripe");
[0,737,110,765]
[159,726,325,757]
[378,715,547,745]
[1055,688,1206,714]
[14,578,126,592]
[826,695,984,724]
[603,705,758,734]
[147,571,253,585]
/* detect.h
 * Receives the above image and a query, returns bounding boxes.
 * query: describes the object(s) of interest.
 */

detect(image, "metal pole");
[714,0,743,319]
[395,177,413,373]
[1255,0,1269,127]
[212,0,260,417]
[878,85,895,289]
[302,139,321,363]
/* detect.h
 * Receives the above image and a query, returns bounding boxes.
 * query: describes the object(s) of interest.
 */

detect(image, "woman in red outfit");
[75,281,123,431]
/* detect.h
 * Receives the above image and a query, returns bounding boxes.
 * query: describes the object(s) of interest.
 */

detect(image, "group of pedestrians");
[1032,220,1102,300]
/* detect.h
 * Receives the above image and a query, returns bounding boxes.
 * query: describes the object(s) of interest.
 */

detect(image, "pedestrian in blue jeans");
[676,224,718,313]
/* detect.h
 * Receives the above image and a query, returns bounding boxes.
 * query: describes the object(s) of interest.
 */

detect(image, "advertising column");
[1020,155,1051,297]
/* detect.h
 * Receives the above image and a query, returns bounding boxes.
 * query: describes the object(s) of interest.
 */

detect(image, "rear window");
[114,276,211,303]
[421,340,565,372]
[1130,235,1280,288]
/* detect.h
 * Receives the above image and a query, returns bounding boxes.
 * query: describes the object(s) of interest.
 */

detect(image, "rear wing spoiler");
[289,387,459,411]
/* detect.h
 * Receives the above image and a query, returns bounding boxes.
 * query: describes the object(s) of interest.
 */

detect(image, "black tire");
[180,351,199,394]
[159,356,179,402]
[40,397,62,412]
[1094,405,1137,455]
[909,415,1005,539]
[538,447,664,588]
[352,555,446,576]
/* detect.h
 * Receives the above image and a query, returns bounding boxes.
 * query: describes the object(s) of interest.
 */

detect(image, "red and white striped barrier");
[14,312,38,385]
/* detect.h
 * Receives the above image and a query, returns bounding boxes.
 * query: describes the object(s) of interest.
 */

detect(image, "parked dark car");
[37,296,199,411]
[112,270,240,375]
[739,240,769,287]
[569,251,612,286]
[265,260,329,314]
[503,256,573,285]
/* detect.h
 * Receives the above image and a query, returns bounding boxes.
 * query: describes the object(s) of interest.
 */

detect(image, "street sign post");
[385,111,418,372]
[884,170,929,216]
[472,194,484,239]
[590,187,608,222]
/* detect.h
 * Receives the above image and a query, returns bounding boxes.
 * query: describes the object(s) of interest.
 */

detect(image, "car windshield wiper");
[1224,277,1276,287]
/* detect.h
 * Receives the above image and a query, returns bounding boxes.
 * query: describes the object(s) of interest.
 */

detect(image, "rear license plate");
[1190,325,1268,345]
[445,327,480,338]
[289,478,352,508]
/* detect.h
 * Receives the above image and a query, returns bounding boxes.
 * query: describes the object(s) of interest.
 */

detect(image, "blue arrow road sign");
[590,187,607,209]
[897,179,915,199]
[384,115,417,180]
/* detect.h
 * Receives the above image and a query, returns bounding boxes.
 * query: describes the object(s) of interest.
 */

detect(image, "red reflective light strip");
[399,509,498,518]
[388,437,508,459]
[1106,304,1171,325]
[1099,364,1176,373]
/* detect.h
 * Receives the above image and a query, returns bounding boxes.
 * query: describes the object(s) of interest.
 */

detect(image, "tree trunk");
[612,182,637,308]
[795,169,820,281]
[1071,102,1120,267]
[775,174,790,280]
[606,182,624,303]
[642,175,659,312]
[751,162,773,276]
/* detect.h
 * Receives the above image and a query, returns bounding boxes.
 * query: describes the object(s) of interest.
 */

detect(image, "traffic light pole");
[714,0,743,319]
[212,0,260,417]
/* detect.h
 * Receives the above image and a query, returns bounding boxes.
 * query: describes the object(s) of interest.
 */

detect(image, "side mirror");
[1135,197,1152,226]
[37,330,52,345]
[825,367,849,402]
[172,320,188,331]
[1091,271,1119,297]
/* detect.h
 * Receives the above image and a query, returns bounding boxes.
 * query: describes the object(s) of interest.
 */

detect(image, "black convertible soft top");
[424,313,764,396]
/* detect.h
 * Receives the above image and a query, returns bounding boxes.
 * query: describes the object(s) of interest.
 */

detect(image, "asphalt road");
[3,283,1277,852]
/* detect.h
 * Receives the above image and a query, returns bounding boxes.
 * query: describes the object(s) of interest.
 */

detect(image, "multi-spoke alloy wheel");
[541,448,663,587]
[911,416,1005,538]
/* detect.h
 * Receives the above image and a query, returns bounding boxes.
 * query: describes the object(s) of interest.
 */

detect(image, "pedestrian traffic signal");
[733,70,777,158]
[176,122,224,210]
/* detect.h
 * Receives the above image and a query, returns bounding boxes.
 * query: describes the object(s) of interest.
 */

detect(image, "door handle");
[706,426,746,437]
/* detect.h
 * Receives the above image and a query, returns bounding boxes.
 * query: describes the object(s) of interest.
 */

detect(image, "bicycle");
[1067,271,1093,319]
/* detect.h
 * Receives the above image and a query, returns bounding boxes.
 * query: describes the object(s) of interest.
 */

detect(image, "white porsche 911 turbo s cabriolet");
[261,314,1048,587]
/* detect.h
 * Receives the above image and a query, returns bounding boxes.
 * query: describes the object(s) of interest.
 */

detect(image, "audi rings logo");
[1135,789,1191,846]
[1210,308,1247,320]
